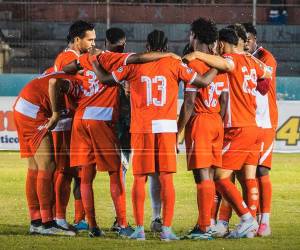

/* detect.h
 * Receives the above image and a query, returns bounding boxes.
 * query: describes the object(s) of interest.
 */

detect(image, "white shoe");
[257,223,271,237]
[29,224,43,234]
[211,221,229,238]
[226,218,258,239]
[41,222,76,236]
[56,219,77,232]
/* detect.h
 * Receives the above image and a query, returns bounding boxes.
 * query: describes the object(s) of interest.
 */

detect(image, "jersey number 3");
[141,75,167,107]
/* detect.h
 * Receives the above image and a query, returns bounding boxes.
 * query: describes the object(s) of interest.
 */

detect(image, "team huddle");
[13,17,277,241]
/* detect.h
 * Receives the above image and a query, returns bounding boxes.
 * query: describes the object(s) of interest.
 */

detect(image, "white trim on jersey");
[152,120,177,133]
[82,106,113,121]
[185,87,198,92]
[259,142,274,165]
[222,142,231,155]
[14,97,40,119]
[124,53,136,66]
[52,117,73,132]
[188,72,197,85]
[225,87,232,128]
[112,71,121,84]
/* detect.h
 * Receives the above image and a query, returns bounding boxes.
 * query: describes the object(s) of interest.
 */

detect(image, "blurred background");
[0,0,299,99]
[0,0,299,151]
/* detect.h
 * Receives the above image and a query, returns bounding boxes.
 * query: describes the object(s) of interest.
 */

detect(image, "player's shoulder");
[188,59,209,73]
[257,47,277,65]
[56,49,79,60]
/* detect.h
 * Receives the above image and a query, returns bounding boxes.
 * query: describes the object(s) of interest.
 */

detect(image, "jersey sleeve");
[223,54,236,72]
[222,74,229,92]
[111,65,134,83]
[54,51,78,71]
[177,62,197,85]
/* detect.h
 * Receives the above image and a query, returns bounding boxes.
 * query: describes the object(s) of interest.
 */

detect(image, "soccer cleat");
[226,218,258,239]
[29,224,43,234]
[40,221,76,236]
[257,223,271,237]
[160,226,179,241]
[150,217,163,233]
[118,225,135,238]
[182,225,213,240]
[88,227,105,238]
[211,220,229,238]
[56,219,78,232]
[110,217,121,232]
[129,226,146,240]
[73,220,89,231]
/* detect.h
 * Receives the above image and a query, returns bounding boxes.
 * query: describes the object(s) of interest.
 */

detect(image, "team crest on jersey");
[118,67,124,73]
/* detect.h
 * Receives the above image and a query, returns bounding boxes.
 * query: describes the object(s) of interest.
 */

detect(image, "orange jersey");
[75,51,133,122]
[253,46,278,129]
[54,49,79,72]
[223,53,266,128]
[185,59,229,114]
[112,57,197,133]
[14,72,80,121]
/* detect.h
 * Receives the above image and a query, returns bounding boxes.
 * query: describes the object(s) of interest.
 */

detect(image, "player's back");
[187,59,229,114]
[113,57,196,133]
[223,53,264,128]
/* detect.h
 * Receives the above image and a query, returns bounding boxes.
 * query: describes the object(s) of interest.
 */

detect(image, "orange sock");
[55,173,72,219]
[80,165,97,228]
[132,174,146,226]
[196,180,215,231]
[211,192,221,223]
[26,169,41,221]
[258,175,272,213]
[159,173,175,227]
[37,170,54,223]
[218,198,233,222]
[52,170,59,218]
[215,178,249,217]
[74,199,85,223]
[244,178,259,217]
[110,171,127,227]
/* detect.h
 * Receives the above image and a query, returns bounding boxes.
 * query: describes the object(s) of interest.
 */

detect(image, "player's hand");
[88,47,103,56]
[168,52,182,61]
[46,112,60,131]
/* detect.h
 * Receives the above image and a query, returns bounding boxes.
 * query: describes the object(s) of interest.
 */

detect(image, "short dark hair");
[106,27,126,44]
[191,17,218,44]
[219,28,239,46]
[67,20,95,43]
[147,30,168,51]
[227,23,247,42]
[242,22,257,36]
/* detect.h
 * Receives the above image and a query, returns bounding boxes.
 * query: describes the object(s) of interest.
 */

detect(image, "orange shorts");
[258,128,276,169]
[131,133,177,175]
[70,119,121,172]
[222,126,262,170]
[185,113,223,170]
[13,110,49,158]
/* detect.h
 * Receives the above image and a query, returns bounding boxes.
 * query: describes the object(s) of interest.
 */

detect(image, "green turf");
[0,152,300,249]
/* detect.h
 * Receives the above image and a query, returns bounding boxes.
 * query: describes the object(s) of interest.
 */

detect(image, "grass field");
[0,152,300,250]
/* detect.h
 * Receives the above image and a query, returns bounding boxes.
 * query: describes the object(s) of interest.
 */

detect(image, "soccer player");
[184,28,271,238]
[13,72,81,236]
[91,29,218,240]
[103,27,163,233]
[178,17,229,240]
[244,22,278,236]
[52,20,94,231]
[64,34,183,238]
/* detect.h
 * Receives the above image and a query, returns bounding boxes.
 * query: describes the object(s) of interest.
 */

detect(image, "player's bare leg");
[256,165,272,236]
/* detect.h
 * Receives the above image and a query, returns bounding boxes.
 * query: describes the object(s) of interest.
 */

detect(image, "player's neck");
[68,43,81,55]
[194,43,210,54]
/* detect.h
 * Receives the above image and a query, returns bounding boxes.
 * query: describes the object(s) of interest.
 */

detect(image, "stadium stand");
[0,1,299,75]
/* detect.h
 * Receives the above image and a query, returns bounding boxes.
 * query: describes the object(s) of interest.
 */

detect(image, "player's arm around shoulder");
[126,51,181,64]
